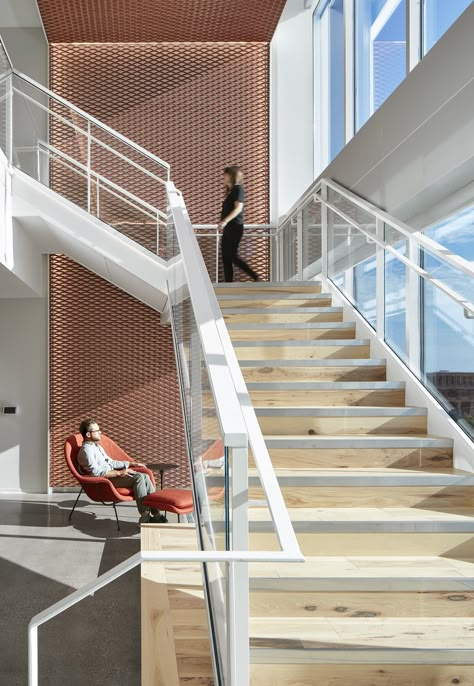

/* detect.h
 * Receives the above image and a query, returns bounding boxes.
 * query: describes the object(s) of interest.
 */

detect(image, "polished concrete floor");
[0,493,144,686]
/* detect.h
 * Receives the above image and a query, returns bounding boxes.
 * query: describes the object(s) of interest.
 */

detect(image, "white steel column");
[406,236,421,377]
[6,75,12,165]
[321,183,328,281]
[344,0,355,143]
[297,209,304,280]
[408,0,422,72]
[86,121,91,213]
[227,445,249,685]
[375,217,385,339]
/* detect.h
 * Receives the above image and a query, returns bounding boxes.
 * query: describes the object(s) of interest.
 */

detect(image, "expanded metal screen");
[37,0,286,42]
[48,42,270,486]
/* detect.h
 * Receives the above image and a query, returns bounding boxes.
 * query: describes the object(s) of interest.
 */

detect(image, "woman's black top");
[221,184,245,224]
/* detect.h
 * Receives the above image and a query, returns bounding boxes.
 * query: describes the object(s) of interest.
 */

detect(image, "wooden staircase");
[215,280,474,685]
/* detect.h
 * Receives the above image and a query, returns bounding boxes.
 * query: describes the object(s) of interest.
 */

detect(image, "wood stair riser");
[249,447,453,470]
[215,285,322,295]
[229,326,356,341]
[250,664,474,686]
[248,388,405,407]
[248,485,474,508]
[235,344,370,360]
[223,311,343,324]
[256,415,427,436]
[218,298,332,308]
[248,532,474,558]
[242,365,386,382]
[249,590,474,618]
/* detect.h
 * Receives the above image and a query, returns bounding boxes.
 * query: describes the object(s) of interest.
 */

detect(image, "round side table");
[148,462,179,490]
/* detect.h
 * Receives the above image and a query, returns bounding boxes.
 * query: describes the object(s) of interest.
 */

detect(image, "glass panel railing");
[313,178,474,441]
[421,261,474,440]
[302,197,322,277]
[2,69,169,257]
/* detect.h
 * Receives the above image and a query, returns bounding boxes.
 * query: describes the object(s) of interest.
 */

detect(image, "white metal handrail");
[12,82,169,189]
[322,178,474,280]
[320,193,474,316]
[10,68,170,178]
[38,141,167,224]
[168,182,302,558]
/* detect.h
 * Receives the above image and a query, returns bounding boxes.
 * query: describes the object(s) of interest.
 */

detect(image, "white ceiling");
[0,0,42,28]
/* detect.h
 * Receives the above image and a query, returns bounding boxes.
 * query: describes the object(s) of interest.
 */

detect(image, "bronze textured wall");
[48,42,270,486]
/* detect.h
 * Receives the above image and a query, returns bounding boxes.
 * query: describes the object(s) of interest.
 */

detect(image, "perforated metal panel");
[37,0,286,43]
[49,42,270,486]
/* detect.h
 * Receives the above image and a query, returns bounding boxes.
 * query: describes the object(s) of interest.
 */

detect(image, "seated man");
[77,418,166,524]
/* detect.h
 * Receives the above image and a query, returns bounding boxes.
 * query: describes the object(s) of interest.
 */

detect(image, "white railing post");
[406,235,421,377]
[375,217,385,340]
[216,226,220,283]
[86,120,91,213]
[6,74,13,165]
[28,623,38,686]
[296,209,304,280]
[156,214,160,256]
[227,444,249,685]
[321,182,328,281]
[96,176,100,218]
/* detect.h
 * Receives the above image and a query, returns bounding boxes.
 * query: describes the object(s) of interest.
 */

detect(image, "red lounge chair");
[64,433,156,530]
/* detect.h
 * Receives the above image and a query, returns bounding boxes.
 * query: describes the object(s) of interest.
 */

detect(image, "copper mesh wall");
[49,256,187,488]
[49,42,270,486]
[37,0,286,43]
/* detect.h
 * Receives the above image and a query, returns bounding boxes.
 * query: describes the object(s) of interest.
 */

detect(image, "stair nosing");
[249,647,474,664]
[239,358,385,367]
[253,406,426,417]
[222,307,343,313]
[233,339,370,347]
[227,322,355,329]
[246,381,404,390]
[263,435,453,448]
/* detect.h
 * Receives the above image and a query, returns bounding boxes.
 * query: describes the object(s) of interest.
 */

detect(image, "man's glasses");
[89,429,101,434]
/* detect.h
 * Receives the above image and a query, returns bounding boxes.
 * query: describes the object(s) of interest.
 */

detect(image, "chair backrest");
[64,432,132,480]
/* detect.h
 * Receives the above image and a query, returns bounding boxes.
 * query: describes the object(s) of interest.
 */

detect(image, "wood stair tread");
[249,616,474,652]
[249,555,474,582]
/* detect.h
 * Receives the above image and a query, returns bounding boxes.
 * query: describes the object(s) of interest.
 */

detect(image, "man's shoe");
[150,514,168,523]
[139,511,151,524]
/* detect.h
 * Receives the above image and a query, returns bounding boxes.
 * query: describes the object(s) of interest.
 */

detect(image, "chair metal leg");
[178,514,180,523]
[69,487,83,521]
[113,503,121,531]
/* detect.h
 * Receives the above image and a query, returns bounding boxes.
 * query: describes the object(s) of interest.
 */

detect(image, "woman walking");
[218,165,259,283]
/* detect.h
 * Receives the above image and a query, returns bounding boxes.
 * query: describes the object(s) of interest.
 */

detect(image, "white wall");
[271,0,316,221]
[273,1,474,226]
[0,296,48,492]
[0,26,47,86]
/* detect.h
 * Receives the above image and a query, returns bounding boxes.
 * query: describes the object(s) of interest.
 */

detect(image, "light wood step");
[214,281,322,296]
[256,443,453,470]
[245,381,405,407]
[250,663,474,686]
[234,339,371,360]
[253,406,427,436]
[249,616,474,655]
[228,322,356,341]
[249,589,474,618]
[245,507,474,557]
[217,293,332,308]
[222,306,343,324]
[242,467,474,508]
[249,554,474,590]
[240,359,386,382]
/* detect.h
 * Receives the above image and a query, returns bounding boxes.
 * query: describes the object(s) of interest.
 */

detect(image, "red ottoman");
[142,489,194,523]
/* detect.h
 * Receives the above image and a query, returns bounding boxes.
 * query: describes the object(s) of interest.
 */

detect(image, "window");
[315,0,345,169]
[355,0,407,130]
[423,0,473,55]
